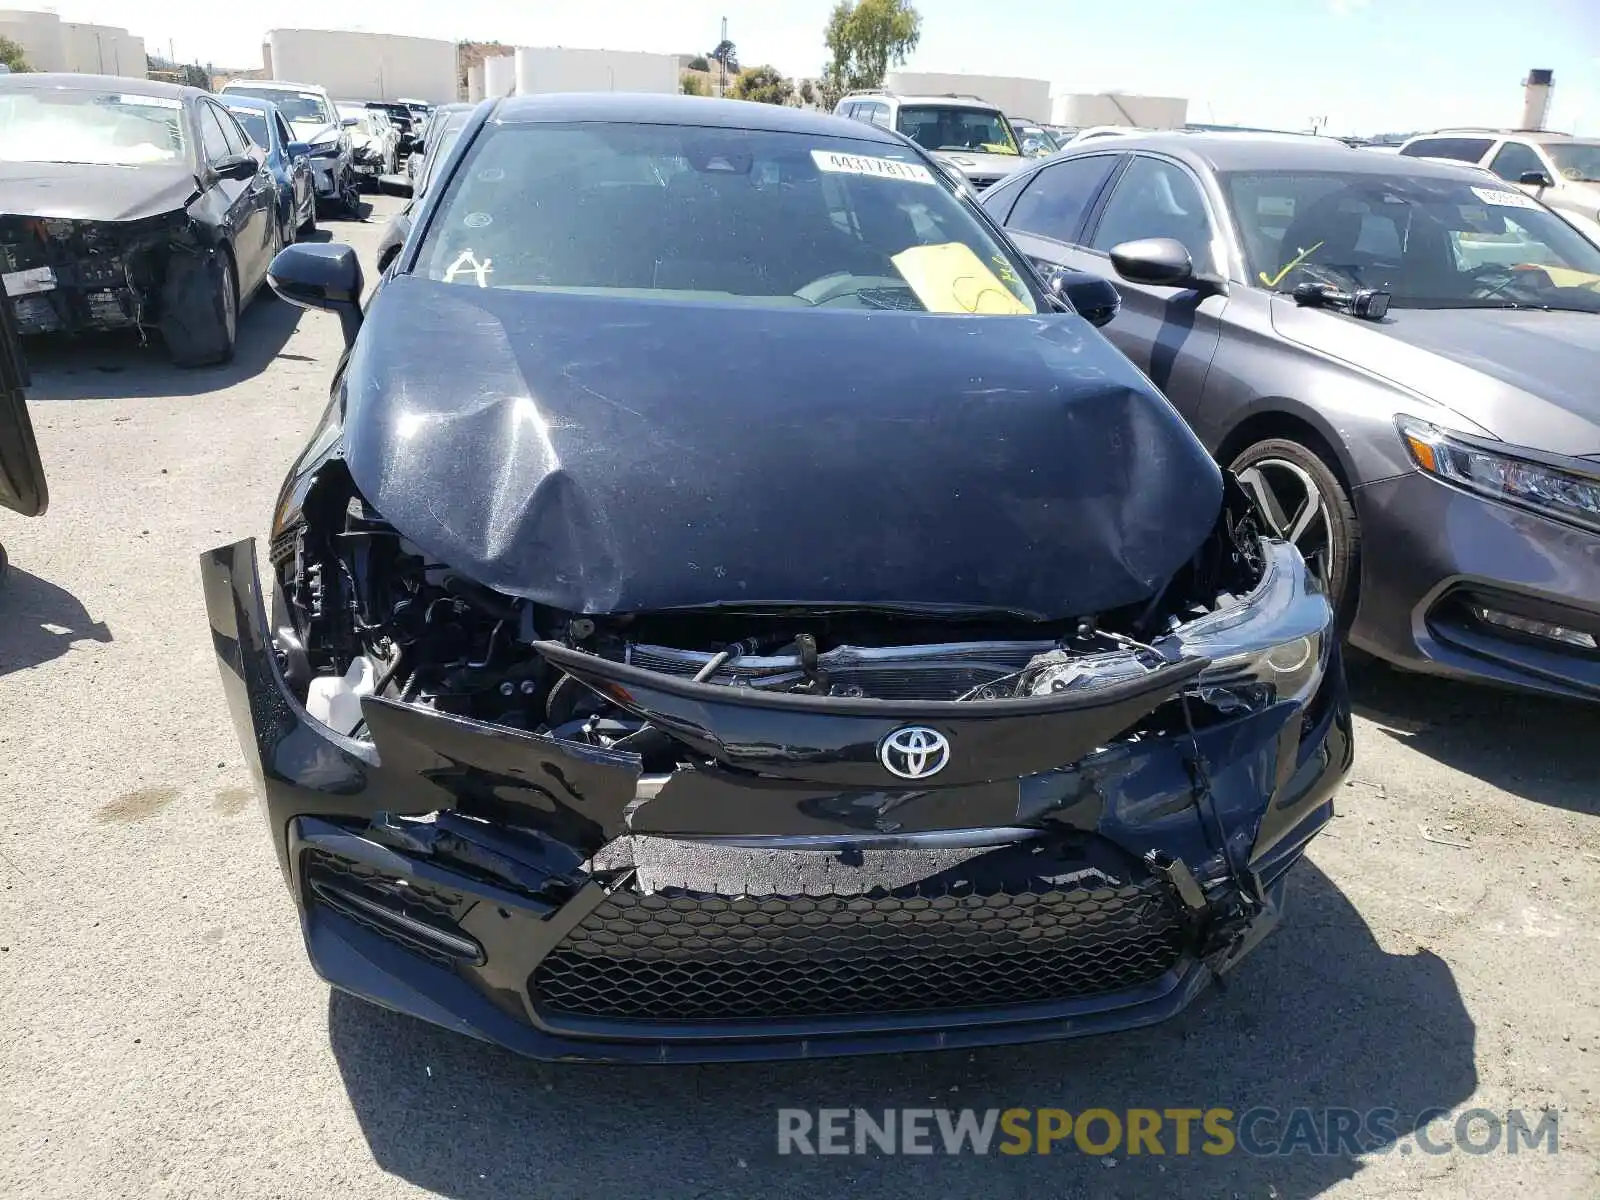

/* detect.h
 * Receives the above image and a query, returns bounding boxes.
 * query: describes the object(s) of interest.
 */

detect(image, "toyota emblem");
[878,726,950,780]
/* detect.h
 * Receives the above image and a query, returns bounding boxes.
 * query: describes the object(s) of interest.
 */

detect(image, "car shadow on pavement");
[1349,655,1600,815]
[0,565,112,676]
[327,859,1475,1200]
[19,289,305,402]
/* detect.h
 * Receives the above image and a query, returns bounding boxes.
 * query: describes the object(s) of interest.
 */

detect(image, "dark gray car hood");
[1272,302,1600,456]
[0,161,198,222]
[340,278,1224,619]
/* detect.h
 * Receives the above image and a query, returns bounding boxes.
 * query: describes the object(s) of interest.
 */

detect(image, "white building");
[1052,92,1188,129]
[0,9,145,77]
[512,46,679,96]
[261,29,457,104]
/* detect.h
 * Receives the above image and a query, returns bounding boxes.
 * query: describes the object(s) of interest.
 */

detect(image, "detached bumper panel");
[203,537,1350,1062]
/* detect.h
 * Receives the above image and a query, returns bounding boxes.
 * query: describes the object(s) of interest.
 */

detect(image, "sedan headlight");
[1398,417,1600,533]
[309,140,342,159]
[1163,540,1334,711]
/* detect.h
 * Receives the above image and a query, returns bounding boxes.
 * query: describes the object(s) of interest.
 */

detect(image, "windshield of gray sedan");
[416,122,1037,312]
[1227,170,1600,311]
[0,90,187,166]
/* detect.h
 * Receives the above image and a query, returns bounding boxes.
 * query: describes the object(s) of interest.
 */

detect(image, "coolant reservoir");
[305,656,377,736]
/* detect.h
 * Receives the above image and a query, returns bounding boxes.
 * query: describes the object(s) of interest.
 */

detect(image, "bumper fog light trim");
[1472,605,1598,651]
[309,878,485,964]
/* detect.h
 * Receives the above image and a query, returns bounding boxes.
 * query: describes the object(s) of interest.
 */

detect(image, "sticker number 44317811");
[810,150,935,185]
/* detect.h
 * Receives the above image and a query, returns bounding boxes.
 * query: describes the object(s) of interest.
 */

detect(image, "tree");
[687,55,709,72]
[0,35,30,73]
[681,71,706,97]
[729,65,793,106]
[707,38,738,77]
[821,0,920,103]
[798,79,817,108]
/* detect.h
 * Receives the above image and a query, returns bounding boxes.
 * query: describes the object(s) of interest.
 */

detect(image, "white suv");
[1398,129,1600,243]
[833,92,1028,192]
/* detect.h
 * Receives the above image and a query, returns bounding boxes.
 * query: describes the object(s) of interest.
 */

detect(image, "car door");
[202,101,273,288]
[1076,154,1230,412]
[278,111,311,219]
[1487,139,1552,194]
[0,290,45,521]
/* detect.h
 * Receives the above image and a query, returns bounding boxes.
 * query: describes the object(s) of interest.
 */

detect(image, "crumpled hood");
[341,277,1223,619]
[0,161,196,222]
[933,149,1027,181]
[1271,300,1600,455]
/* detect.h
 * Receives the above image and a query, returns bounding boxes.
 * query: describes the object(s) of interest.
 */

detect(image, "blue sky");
[71,0,1600,135]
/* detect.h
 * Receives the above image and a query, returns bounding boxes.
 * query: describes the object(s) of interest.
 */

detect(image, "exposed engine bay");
[270,463,1322,776]
[0,213,208,336]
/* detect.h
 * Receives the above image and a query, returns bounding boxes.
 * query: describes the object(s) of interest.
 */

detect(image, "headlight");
[1163,540,1334,711]
[1397,417,1600,533]
[309,141,342,159]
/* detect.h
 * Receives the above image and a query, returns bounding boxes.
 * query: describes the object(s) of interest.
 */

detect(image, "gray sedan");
[983,134,1600,700]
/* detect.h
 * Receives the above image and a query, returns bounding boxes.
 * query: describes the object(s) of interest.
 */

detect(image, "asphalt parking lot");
[2,191,1597,1200]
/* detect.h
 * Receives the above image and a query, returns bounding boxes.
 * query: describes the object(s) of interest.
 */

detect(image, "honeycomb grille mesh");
[532,878,1185,1022]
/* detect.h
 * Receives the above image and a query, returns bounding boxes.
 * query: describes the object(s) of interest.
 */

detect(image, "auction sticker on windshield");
[811,150,935,185]
[1470,186,1541,211]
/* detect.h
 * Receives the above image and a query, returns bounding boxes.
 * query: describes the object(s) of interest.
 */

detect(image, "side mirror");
[1518,170,1554,190]
[1108,237,1221,291]
[286,140,310,159]
[269,243,364,347]
[215,153,259,181]
[1047,267,1120,327]
[341,116,360,128]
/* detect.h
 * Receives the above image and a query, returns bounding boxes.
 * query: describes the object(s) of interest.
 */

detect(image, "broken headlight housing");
[1398,417,1600,534]
[1161,540,1334,711]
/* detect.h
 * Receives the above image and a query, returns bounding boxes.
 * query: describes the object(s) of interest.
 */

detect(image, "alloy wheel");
[1234,457,1335,586]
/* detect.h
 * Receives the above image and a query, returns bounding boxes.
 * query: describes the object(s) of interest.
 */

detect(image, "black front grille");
[532,875,1185,1023]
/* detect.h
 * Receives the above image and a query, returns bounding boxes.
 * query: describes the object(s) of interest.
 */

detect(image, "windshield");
[895,106,1019,156]
[1016,126,1059,157]
[227,108,270,150]
[1545,142,1600,183]
[338,106,378,135]
[1227,169,1600,312]
[416,122,1037,313]
[0,89,186,167]
[228,87,332,128]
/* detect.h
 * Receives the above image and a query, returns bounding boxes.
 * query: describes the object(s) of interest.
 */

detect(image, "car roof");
[853,93,1002,111]
[1064,131,1502,180]
[492,93,905,144]
[0,72,198,101]
[226,79,329,95]
[222,95,280,114]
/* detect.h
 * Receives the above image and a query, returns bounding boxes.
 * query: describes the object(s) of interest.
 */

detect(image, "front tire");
[1229,437,1361,625]
[160,249,237,367]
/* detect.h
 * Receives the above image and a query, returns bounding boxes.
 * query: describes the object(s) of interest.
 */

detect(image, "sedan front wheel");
[1230,437,1361,626]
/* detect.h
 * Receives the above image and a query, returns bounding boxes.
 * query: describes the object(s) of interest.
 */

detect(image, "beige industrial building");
[0,8,145,76]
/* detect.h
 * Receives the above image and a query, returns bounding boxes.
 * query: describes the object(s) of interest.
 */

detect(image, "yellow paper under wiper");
[1517,264,1600,291]
[891,242,1030,314]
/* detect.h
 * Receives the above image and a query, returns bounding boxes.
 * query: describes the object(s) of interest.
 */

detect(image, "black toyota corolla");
[201,95,1351,1063]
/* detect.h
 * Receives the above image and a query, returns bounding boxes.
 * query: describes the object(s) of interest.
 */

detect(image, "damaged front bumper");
[0,214,169,336]
[202,539,1352,1063]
